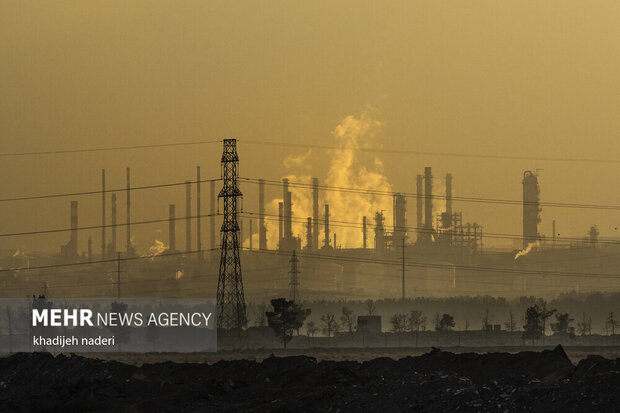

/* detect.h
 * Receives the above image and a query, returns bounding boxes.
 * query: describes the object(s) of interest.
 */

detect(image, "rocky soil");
[1,345,618,412]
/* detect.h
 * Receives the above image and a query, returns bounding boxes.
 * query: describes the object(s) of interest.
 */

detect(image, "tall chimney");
[196,166,202,260]
[324,204,330,248]
[126,167,131,255]
[445,173,453,218]
[70,200,78,258]
[87,237,92,261]
[111,193,117,253]
[210,180,216,251]
[283,178,292,244]
[522,171,541,249]
[312,178,319,250]
[101,169,106,258]
[363,216,367,249]
[169,204,176,252]
[259,179,267,250]
[278,202,284,248]
[424,167,433,236]
[185,181,191,252]
[249,219,253,250]
[416,174,423,242]
[306,217,312,249]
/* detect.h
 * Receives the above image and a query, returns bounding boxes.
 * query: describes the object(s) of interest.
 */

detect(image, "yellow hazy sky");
[1,1,620,253]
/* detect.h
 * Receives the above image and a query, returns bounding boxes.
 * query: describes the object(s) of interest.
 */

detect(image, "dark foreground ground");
[1,346,619,412]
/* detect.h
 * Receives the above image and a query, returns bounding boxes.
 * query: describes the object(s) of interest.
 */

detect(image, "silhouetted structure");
[289,250,300,302]
[217,139,246,331]
[312,178,320,250]
[522,170,541,248]
[259,178,267,250]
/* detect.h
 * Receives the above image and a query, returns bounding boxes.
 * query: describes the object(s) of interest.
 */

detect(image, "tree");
[320,312,340,345]
[340,306,356,333]
[481,308,491,332]
[536,299,556,342]
[433,312,441,331]
[266,298,311,349]
[522,304,554,343]
[438,314,455,332]
[390,313,407,346]
[407,310,425,347]
[550,313,575,339]
[577,312,592,337]
[606,312,617,335]
[253,302,268,327]
[365,299,377,316]
[504,309,517,333]
[305,320,318,347]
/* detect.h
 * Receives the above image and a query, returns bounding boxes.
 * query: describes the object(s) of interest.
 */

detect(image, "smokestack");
[334,233,337,249]
[87,237,92,261]
[424,167,433,236]
[126,167,131,255]
[111,193,117,253]
[445,173,453,218]
[278,202,284,248]
[522,171,541,249]
[185,181,191,252]
[196,166,202,260]
[375,212,385,252]
[416,174,423,242]
[101,169,106,259]
[363,216,367,249]
[312,178,319,250]
[169,204,176,252]
[306,217,312,249]
[324,204,330,248]
[210,180,216,251]
[70,200,78,257]
[249,219,253,250]
[552,220,556,244]
[259,179,267,250]
[283,178,292,244]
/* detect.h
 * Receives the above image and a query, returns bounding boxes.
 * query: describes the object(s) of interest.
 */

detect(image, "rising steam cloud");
[261,107,394,249]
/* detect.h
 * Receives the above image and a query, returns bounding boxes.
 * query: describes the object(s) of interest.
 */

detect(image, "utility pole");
[289,250,300,302]
[402,237,406,301]
[116,252,121,300]
[216,139,246,332]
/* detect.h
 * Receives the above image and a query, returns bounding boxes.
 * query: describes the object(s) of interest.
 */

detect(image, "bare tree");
[504,309,517,333]
[306,320,318,347]
[577,312,592,336]
[340,306,356,333]
[365,299,377,316]
[390,313,407,346]
[321,312,340,345]
[407,310,424,347]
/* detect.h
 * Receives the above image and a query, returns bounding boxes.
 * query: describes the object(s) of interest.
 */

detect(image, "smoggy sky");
[2,1,620,254]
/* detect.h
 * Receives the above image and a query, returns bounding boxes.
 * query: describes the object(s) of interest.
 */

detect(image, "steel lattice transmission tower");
[289,250,300,302]
[216,139,247,331]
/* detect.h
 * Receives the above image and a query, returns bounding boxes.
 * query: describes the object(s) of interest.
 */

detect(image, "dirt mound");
[0,346,618,412]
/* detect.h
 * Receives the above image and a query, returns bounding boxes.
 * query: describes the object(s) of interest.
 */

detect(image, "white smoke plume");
[514,241,540,260]
[261,108,393,249]
[145,240,168,257]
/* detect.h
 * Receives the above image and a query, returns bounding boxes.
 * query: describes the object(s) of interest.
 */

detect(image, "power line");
[0,213,220,238]
[238,139,620,165]
[0,178,220,203]
[0,140,222,158]
[240,248,620,280]
[0,248,219,273]
[240,211,620,246]
[241,177,620,211]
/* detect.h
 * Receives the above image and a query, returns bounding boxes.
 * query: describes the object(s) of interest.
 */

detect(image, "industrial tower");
[216,139,247,331]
